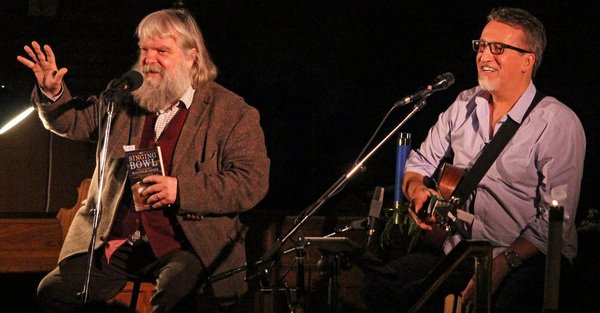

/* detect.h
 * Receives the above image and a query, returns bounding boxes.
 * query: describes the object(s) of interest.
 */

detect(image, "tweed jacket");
[33,81,270,299]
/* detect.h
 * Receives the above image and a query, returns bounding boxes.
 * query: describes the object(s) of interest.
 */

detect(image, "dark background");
[0,0,598,244]
[2,0,597,220]
[0,0,599,312]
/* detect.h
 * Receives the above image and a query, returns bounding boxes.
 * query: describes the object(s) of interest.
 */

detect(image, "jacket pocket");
[194,151,217,174]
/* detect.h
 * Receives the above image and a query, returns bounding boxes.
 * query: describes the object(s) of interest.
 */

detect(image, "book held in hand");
[126,146,165,211]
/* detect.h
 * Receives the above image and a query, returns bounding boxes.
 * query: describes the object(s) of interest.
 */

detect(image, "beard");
[478,74,499,92]
[477,63,499,92]
[131,61,192,113]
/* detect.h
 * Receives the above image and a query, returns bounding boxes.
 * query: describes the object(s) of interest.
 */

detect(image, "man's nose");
[143,51,158,64]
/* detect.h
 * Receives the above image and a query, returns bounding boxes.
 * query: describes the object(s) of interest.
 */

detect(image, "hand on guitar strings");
[408,187,441,231]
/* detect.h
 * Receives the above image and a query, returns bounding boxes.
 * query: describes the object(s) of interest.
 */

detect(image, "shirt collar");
[158,86,195,114]
[179,86,195,109]
[474,81,537,125]
[506,81,536,124]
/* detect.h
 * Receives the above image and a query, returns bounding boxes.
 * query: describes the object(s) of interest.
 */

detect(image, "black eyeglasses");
[472,40,532,55]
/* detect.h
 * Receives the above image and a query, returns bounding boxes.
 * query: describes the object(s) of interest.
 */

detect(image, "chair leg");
[130,280,141,312]
[444,294,464,313]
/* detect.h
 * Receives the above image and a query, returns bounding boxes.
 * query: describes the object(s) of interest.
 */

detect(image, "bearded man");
[18,9,270,313]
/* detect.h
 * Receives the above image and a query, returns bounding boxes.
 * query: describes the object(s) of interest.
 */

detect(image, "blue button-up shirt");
[405,82,585,262]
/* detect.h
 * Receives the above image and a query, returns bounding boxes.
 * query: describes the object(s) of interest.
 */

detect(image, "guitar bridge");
[431,196,462,234]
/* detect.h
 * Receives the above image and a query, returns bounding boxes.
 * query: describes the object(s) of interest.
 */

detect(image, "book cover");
[126,146,165,211]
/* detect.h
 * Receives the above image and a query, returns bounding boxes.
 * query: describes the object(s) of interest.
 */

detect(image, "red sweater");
[105,107,189,261]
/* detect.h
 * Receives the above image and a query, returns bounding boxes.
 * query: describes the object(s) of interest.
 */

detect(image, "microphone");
[335,218,367,233]
[365,186,384,249]
[102,71,144,99]
[394,72,455,107]
[333,186,384,236]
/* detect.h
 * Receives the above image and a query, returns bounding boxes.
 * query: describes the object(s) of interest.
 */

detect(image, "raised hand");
[17,41,68,98]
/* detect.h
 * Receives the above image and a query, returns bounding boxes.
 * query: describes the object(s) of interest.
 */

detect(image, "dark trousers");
[37,243,203,313]
[362,249,557,313]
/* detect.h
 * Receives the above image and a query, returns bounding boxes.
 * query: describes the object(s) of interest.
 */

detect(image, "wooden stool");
[109,280,155,313]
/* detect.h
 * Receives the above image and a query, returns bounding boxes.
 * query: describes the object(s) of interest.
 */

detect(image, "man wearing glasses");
[363,7,585,313]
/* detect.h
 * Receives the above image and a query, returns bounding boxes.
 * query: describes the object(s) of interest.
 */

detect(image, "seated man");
[18,8,270,313]
[363,7,585,313]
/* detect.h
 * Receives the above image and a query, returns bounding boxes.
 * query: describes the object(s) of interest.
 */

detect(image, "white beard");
[478,75,500,92]
[131,61,192,112]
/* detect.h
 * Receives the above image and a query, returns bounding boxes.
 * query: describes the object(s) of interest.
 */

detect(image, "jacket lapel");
[171,87,210,174]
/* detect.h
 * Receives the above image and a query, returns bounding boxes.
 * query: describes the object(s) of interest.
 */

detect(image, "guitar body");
[437,163,465,199]
[413,163,465,251]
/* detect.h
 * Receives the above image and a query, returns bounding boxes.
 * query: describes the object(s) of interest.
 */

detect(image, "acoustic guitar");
[407,164,475,312]
[413,163,466,250]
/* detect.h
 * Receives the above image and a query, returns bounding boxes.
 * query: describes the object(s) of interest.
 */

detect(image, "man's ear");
[522,53,535,73]
[186,48,198,68]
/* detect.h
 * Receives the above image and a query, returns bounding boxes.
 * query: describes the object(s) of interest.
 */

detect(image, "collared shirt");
[154,86,194,139]
[405,82,586,262]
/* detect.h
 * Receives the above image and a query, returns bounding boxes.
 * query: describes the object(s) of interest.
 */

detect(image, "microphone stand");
[209,99,429,310]
[78,93,117,304]
[257,98,429,310]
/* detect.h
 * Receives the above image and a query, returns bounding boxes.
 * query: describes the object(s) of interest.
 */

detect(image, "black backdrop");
[1,0,598,221]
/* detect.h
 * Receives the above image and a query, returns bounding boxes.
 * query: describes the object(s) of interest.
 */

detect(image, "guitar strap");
[451,90,546,208]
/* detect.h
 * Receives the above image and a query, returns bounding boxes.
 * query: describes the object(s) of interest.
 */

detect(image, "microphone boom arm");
[210,73,455,289]
[257,98,427,269]
[209,96,432,288]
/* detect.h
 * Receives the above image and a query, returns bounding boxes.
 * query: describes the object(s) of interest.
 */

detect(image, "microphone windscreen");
[122,71,144,91]
[436,72,455,90]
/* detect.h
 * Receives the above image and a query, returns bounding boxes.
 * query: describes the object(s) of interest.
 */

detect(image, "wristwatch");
[503,249,522,269]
